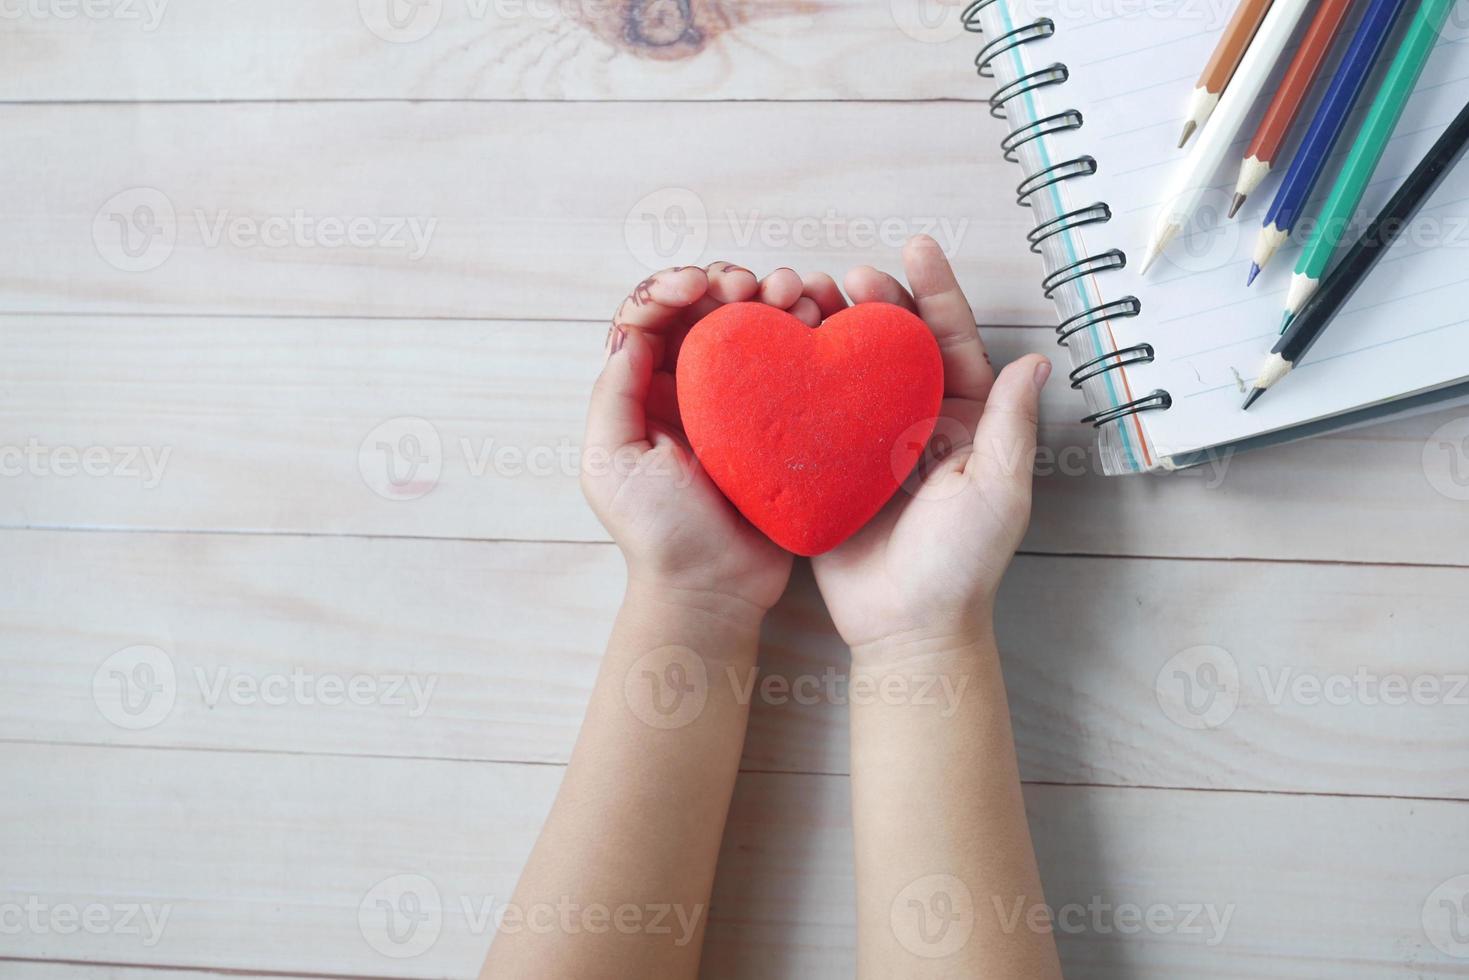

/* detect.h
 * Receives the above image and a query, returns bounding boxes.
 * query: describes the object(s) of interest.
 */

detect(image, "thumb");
[969,354,1050,489]
[584,327,656,457]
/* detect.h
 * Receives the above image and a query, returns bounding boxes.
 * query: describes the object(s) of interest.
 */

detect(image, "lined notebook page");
[1015,0,1469,461]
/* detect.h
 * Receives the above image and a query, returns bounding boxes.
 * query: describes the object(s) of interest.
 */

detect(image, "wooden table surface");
[4,3,1469,977]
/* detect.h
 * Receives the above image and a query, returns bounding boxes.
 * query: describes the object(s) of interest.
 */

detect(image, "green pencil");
[1282,0,1457,324]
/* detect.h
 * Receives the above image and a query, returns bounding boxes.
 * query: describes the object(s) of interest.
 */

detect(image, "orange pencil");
[1179,0,1275,147]
[1229,0,1356,216]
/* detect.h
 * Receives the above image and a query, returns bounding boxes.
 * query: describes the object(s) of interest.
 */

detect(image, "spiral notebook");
[966,0,1469,474]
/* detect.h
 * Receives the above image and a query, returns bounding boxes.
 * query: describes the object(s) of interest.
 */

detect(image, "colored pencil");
[1229,0,1357,219]
[1142,0,1312,274]
[1247,0,1410,284]
[1243,97,1469,410]
[1281,0,1459,323]
[1179,0,1276,148]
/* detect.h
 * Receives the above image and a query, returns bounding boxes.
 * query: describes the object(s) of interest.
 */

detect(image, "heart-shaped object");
[676,301,943,556]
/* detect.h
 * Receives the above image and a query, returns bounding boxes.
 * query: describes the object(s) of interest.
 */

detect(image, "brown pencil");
[1179,0,1275,148]
[1229,0,1356,217]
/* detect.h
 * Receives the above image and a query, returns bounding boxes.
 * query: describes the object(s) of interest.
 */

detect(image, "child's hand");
[582,262,804,622]
[810,237,1051,658]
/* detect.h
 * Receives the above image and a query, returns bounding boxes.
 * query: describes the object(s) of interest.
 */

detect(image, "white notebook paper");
[968,0,1469,474]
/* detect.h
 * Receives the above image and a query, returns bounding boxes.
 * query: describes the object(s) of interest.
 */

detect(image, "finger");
[705,261,759,304]
[842,265,918,312]
[586,326,656,454]
[659,261,754,372]
[801,272,848,319]
[903,234,995,402]
[759,267,803,309]
[789,296,822,327]
[969,355,1050,490]
[611,266,709,366]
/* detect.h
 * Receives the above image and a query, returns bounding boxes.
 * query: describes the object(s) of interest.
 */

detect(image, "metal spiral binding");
[965,0,1170,431]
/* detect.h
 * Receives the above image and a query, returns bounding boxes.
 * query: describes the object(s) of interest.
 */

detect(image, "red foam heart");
[676,301,943,556]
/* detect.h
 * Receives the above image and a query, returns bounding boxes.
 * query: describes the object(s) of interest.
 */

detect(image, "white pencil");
[1141,0,1312,275]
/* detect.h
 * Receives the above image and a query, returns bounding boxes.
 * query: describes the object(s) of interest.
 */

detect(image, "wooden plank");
[0,0,980,102]
[4,316,1468,564]
[7,528,1469,798]
[4,743,1468,978]
[1,102,1040,324]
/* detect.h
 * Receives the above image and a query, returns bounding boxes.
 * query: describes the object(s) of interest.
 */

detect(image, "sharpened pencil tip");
[1228,193,1246,219]
[1241,387,1265,411]
[1246,263,1260,287]
[1278,311,1293,334]
[1177,121,1196,148]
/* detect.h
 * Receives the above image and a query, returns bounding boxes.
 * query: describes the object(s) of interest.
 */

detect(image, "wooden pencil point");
[1228,193,1247,219]
[1177,120,1197,148]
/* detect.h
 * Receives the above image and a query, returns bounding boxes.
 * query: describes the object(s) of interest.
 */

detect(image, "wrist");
[849,616,997,672]
[622,575,772,636]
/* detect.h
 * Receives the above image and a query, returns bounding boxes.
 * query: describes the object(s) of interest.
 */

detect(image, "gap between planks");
[2,736,1466,808]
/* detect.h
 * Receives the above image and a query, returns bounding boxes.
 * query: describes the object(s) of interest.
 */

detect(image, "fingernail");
[606,326,627,359]
[1033,359,1052,390]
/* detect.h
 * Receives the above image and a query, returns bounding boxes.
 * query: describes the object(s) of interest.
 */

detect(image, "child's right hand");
[581,262,811,623]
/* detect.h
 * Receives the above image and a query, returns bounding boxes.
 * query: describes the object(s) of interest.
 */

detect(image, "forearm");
[849,626,1062,979]
[482,581,764,979]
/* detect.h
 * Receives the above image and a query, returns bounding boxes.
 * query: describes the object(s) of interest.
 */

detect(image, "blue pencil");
[1246,0,1410,285]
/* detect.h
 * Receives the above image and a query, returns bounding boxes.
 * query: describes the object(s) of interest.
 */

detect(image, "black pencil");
[1242,97,1469,411]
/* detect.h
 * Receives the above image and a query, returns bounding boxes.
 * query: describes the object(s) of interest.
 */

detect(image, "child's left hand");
[582,262,815,621]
